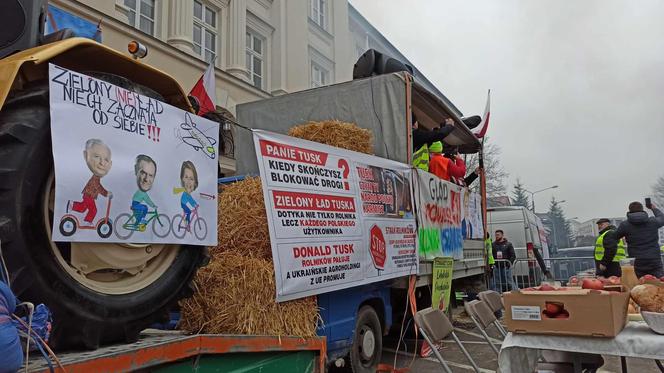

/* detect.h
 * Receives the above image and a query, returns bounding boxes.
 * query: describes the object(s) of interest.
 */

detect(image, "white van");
[487,206,550,286]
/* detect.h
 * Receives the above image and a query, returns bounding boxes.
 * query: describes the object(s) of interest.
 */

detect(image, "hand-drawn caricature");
[69,139,113,223]
[131,154,157,225]
[178,160,199,225]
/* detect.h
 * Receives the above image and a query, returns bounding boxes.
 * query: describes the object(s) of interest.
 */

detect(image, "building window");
[245,30,264,89]
[311,62,329,88]
[310,0,326,29]
[193,1,217,62]
[124,0,155,35]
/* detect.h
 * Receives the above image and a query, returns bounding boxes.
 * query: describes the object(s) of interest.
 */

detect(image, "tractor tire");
[349,306,383,373]
[0,81,208,350]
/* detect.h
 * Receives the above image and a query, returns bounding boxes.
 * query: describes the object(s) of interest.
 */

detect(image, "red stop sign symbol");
[369,225,386,270]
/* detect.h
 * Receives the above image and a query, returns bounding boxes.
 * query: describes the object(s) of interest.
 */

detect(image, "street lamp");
[524,185,559,213]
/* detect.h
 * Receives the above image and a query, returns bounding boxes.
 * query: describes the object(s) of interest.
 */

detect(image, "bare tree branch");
[465,137,509,198]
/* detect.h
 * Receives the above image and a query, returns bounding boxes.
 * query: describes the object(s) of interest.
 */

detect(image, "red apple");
[582,278,604,290]
[608,276,621,285]
[639,275,658,284]
[660,277,664,282]
[568,276,579,286]
[554,310,570,319]
[539,284,556,291]
[545,302,563,315]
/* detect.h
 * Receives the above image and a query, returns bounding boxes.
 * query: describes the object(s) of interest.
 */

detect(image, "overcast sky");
[350,0,664,222]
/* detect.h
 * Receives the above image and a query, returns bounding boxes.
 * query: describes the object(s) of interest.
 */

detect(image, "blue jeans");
[131,201,148,224]
[495,265,518,292]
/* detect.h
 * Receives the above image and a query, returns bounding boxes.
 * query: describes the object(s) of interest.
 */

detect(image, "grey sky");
[350,0,664,221]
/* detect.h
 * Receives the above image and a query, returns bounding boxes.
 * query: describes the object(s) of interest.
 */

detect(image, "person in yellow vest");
[595,218,626,277]
[485,232,496,290]
[411,114,455,171]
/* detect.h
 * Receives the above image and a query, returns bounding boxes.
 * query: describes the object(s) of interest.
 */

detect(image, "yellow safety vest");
[412,144,429,171]
[594,230,627,262]
[486,238,495,265]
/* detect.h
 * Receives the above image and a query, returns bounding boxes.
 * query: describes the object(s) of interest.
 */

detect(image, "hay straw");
[288,120,373,154]
[215,176,272,259]
[179,251,320,336]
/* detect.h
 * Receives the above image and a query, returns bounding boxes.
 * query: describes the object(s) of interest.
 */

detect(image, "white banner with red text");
[253,130,418,302]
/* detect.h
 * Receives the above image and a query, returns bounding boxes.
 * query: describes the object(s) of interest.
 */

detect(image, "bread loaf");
[631,284,664,313]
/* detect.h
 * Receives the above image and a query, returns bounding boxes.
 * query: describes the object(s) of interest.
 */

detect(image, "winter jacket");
[615,208,664,260]
[597,225,619,266]
[412,125,454,150]
[492,238,516,266]
[447,156,467,185]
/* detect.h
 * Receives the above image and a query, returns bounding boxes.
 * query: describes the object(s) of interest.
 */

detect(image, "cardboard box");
[503,287,630,337]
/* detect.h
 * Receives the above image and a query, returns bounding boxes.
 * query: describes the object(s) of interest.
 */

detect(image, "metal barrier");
[486,255,664,292]
[487,257,595,291]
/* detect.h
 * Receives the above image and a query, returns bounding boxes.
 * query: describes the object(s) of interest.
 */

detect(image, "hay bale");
[215,176,271,259]
[179,252,320,336]
[288,120,373,154]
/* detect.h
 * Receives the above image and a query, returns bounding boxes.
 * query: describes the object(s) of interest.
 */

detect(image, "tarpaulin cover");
[236,73,410,175]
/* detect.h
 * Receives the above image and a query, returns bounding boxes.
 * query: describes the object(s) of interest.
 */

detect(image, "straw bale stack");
[214,176,271,259]
[179,252,319,336]
[180,120,374,336]
[288,120,373,154]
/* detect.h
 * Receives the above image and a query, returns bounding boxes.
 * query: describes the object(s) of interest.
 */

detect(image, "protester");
[615,201,664,278]
[427,141,448,180]
[445,150,467,185]
[412,116,455,151]
[594,218,625,277]
[492,230,518,291]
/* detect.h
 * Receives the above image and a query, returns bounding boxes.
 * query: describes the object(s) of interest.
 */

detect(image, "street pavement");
[331,311,660,372]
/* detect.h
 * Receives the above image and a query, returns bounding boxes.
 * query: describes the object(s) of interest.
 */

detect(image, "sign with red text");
[253,130,417,302]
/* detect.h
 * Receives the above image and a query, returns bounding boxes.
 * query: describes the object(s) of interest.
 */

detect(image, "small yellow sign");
[432,257,454,312]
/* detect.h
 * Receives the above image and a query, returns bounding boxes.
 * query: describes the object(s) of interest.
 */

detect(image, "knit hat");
[596,218,610,225]
[428,141,443,153]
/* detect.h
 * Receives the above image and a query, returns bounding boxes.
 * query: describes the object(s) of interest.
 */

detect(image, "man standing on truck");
[594,218,625,277]
[615,201,664,278]
[411,115,455,171]
[492,230,518,291]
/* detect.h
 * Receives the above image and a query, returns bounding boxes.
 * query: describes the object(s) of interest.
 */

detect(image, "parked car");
[551,246,596,283]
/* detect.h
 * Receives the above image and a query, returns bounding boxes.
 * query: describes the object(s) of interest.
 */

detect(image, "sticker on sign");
[511,306,541,321]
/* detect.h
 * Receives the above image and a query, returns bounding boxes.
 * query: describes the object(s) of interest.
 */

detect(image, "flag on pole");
[188,59,217,116]
[474,89,491,138]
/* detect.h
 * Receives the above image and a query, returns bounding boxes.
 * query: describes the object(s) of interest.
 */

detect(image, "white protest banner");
[253,130,417,302]
[462,190,484,240]
[415,169,464,260]
[49,64,219,246]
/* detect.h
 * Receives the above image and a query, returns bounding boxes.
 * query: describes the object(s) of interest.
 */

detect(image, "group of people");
[594,201,664,278]
[484,200,664,294]
[411,115,479,186]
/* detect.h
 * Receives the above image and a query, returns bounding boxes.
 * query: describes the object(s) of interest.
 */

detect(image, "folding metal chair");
[415,307,481,373]
[477,290,508,336]
[464,300,502,356]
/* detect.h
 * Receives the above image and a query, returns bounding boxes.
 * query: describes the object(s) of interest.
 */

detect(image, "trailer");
[234,72,486,372]
[26,331,326,373]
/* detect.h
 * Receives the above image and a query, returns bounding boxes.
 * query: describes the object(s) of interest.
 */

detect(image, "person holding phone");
[615,199,664,278]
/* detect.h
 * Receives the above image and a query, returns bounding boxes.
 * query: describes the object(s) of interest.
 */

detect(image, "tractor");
[0,0,208,349]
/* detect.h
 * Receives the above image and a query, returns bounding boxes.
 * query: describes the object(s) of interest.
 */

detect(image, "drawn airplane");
[178,112,217,159]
